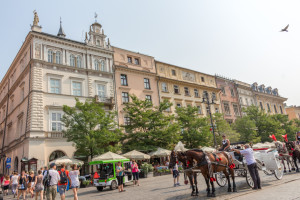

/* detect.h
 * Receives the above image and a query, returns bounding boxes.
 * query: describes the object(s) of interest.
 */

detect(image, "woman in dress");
[2,175,10,196]
[27,171,35,198]
[69,164,80,200]
[131,160,140,186]
[116,161,125,192]
[34,170,44,200]
[17,170,28,200]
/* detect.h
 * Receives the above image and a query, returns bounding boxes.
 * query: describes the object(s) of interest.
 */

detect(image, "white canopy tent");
[92,151,127,161]
[49,156,84,166]
[122,150,150,160]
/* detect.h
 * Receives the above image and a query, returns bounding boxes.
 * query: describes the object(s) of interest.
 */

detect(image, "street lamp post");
[202,91,217,149]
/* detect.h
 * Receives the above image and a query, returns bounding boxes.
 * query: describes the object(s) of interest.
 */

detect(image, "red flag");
[269,134,277,141]
[282,134,288,142]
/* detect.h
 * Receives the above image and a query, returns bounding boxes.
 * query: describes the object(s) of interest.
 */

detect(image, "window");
[206,106,210,115]
[10,97,14,111]
[50,79,61,94]
[203,91,208,99]
[174,85,179,94]
[201,77,205,82]
[51,112,62,131]
[194,89,199,97]
[184,87,189,96]
[221,87,226,95]
[259,102,264,110]
[48,50,53,63]
[121,74,128,86]
[127,57,132,63]
[224,103,230,115]
[250,99,254,105]
[165,106,171,112]
[100,60,105,71]
[215,108,219,113]
[56,51,61,64]
[267,103,271,113]
[176,103,181,107]
[212,92,216,100]
[122,92,129,103]
[95,60,99,70]
[17,118,23,138]
[77,56,82,68]
[97,84,106,98]
[240,97,243,105]
[197,106,202,114]
[96,40,100,46]
[72,82,82,96]
[70,54,75,67]
[124,116,131,126]
[233,104,239,116]
[145,95,152,102]
[171,69,176,76]
[161,82,168,92]
[144,78,150,89]
[280,106,283,114]
[230,88,235,97]
[134,58,139,65]
[245,98,249,106]
[273,105,278,113]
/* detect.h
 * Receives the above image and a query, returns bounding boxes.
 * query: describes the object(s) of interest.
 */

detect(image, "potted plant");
[81,180,91,188]
[140,163,154,178]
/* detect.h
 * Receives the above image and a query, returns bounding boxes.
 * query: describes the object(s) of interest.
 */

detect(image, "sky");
[0,0,299,105]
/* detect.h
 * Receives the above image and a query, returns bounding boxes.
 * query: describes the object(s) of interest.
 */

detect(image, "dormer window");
[77,56,82,68]
[56,51,61,64]
[128,57,132,63]
[70,54,75,67]
[134,58,140,65]
[48,50,53,63]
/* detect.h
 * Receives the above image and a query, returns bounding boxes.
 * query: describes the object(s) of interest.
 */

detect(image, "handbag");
[19,183,25,190]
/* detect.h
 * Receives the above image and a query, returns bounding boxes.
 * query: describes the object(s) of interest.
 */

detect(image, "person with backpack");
[45,163,60,200]
[58,163,71,200]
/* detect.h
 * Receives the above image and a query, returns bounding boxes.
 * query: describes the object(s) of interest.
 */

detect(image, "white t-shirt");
[11,175,18,185]
[240,148,256,165]
[69,170,80,187]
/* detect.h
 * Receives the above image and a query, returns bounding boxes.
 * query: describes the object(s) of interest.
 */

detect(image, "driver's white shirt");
[240,148,256,165]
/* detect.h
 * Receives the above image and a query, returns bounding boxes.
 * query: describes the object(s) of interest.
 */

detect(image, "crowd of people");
[0,163,80,200]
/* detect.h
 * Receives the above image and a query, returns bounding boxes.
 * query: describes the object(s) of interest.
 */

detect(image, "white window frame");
[97,84,107,98]
[162,82,168,92]
[100,60,105,71]
[56,51,61,64]
[71,81,83,96]
[70,54,75,67]
[197,105,202,114]
[48,49,53,63]
[49,111,63,132]
[48,78,61,94]
[95,60,100,70]
[77,56,82,68]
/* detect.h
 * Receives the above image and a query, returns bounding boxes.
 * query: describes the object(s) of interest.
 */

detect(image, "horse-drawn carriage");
[215,148,283,188]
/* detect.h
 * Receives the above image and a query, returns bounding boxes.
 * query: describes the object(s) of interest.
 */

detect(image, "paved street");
[3,170,300,200]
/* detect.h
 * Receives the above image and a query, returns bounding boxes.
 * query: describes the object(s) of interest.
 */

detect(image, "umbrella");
[174,141,188,152]
[149,148,171,158]
[122,150,150,160]
[92,151,127,161]
[49,156,84,165]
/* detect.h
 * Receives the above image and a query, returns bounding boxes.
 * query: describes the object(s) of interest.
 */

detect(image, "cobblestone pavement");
[3,170,300,200]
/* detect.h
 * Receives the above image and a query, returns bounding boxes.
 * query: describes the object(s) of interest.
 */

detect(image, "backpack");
[43,170,51,187]
[59,170,68,184]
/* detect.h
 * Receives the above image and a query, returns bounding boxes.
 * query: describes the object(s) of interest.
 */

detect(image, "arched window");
[49,150,66,162]
[96,40,100,46]
[77,56,82,68]
[14,157,18,172]
[56,51,61,64]
[94,60,99,70]
[48,50,53,63]
[100,60,105,71]
[70,54,75,67]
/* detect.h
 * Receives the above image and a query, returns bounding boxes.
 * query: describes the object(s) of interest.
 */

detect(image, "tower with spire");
[57,17,66,38]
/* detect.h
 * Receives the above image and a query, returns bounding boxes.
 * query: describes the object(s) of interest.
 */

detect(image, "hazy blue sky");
[0,0,299,105]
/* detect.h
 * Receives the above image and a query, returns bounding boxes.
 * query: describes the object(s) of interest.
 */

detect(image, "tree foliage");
[62,98,122,160]
[175,106,212,148]
[122,95,180,152]
[233,116,260,143]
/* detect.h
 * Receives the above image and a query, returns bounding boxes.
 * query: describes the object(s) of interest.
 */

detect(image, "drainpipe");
[154,61,161,104]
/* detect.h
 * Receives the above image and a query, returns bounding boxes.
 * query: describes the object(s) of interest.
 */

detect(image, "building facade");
[0,13,114,174]
[113,47,159,125]
[215,76,241,123]
[234,80,256,114]
[156,61,221,116]
[285,106,300,120]
[251,82,287,114]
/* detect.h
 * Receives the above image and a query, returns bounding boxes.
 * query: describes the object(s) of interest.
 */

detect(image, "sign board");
[6,157,11,163]
[6,164,11,169]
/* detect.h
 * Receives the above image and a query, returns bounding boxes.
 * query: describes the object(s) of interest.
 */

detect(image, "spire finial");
[33,10,39,26]
[57,17,66,38]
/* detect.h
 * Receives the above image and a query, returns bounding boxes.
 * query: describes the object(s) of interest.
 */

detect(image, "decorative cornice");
[115,65,156,77]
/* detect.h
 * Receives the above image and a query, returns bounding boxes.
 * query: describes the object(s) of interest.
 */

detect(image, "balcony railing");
[95,96,114,104]
[45,132,64,138]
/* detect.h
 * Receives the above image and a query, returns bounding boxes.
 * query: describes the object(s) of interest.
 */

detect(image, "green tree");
[271,114,298,141]
[122,95,180,152]
[233,116,260,143]
[62,98,122,164]
[175,106,212,148]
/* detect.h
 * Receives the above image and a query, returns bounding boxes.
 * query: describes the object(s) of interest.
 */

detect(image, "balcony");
[95,96,115,108]
[45,132,64,138]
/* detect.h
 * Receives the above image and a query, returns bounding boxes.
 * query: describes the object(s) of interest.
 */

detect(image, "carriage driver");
[219,134,231,151]
[296,131,300,145]
[232,144,262,190]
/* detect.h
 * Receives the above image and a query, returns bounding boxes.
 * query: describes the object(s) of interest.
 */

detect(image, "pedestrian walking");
[232,144,261,190]
[28,171,36,198]
[116,161,125,192]
[131,160,140,186]
[171,163,180,187]
[17,170,28,200]
[11,171,19,198]
[34,170,44,200]
[58,163,71,200]
[46,163,60,200]
[2,175,10,196]
[69,164,80,200]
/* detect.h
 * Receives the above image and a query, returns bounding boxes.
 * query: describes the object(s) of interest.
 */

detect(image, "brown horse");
[169,150,199,196]
[285,141,300,172]
[185,149,237,197]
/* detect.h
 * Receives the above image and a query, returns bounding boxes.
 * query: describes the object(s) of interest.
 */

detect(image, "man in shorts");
[58,163,72,200]
[171,163,180,187]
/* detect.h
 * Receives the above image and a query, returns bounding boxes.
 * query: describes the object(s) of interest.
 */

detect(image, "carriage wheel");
[274,161,284,180]
[246,171,254,188]
[215,172,227,187]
